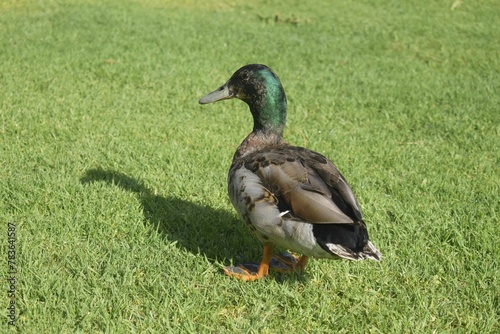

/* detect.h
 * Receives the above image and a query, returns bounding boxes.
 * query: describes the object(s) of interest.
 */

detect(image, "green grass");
[1,0,499,332]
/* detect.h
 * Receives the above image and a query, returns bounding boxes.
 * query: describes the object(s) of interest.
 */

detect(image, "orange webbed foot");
[270,252,308,273]
[223,247,309,281]
[223,245,273,281]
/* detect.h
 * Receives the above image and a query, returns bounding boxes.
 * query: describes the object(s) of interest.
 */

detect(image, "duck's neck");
[234,68,288,158]
[235,131,286,159]
[239,90,286,157]
[249,72,287,136]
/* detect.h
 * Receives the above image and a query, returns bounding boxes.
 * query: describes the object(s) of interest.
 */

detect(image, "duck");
[199,64,381,281]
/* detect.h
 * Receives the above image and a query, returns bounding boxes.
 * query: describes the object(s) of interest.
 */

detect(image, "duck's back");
[228,144,381,261]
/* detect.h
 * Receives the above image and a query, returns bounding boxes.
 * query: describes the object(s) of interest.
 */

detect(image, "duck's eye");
[241,72,250,81]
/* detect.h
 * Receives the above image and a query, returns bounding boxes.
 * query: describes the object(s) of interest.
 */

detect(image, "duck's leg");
[223,245,273,281]
[296,255,309,271]
[270,253,309,273]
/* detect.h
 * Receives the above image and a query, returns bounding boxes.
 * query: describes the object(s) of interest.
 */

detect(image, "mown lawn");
[1,0,498,332]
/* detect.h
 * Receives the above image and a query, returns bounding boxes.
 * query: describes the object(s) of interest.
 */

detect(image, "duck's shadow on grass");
[80,168,308,282]
[80,168,260,265]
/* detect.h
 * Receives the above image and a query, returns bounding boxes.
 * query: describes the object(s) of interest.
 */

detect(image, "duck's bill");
[199,83,233,104]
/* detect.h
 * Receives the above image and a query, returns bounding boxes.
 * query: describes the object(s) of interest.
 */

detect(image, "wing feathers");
[248,147,361,224]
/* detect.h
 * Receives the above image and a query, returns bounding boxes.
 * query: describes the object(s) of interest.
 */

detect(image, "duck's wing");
[244,146,362,224]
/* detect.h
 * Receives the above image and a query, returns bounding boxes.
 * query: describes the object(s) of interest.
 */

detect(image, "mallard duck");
[199,64,381,281]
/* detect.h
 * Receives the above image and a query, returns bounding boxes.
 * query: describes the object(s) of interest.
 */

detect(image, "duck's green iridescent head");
[199,64,287,135]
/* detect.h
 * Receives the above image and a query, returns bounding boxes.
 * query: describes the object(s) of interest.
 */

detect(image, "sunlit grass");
[1,0,498,332]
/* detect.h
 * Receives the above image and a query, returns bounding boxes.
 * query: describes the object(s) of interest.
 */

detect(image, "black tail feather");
[313,221,369,254]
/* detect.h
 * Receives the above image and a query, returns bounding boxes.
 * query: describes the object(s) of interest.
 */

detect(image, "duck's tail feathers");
[325,241,382,261]
[313,222,382,261]
[361,241,382,261]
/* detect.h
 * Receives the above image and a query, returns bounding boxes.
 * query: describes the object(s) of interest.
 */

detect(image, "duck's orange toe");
[270,252,308,273]
[223,245,274,281]
[223,264,265,281]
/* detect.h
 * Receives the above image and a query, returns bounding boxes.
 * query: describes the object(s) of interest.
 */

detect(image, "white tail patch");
[326,241,382,261]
